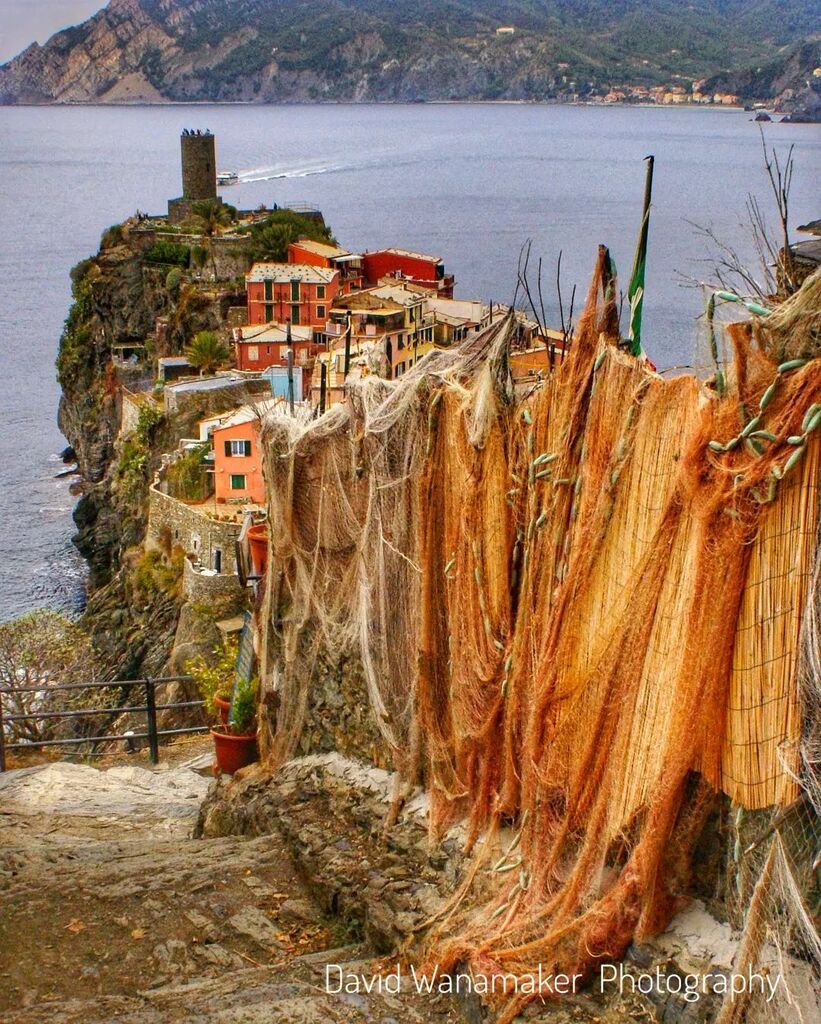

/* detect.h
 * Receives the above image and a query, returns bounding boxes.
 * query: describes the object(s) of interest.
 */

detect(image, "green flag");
[627,156,654,358]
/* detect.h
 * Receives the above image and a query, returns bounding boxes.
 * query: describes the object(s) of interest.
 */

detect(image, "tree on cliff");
[190,200,235,281]
[246,209,335,263]
[0,610,96,748]
[186,330,230,376]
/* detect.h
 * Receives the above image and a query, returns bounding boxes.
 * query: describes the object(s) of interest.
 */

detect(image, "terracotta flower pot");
[211,727,258,775]
[213,694,231,724]
[247,523,269,578]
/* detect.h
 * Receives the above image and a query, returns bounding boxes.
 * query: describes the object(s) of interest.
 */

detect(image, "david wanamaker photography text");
[325,963,785,1002]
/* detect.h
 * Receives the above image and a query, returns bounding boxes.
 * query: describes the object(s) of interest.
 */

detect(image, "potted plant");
[210,674,258,774]
[186,636,239,725]
[246,522,269,578]
[213,692,231,724]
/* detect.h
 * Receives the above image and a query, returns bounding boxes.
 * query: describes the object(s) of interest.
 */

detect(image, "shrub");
[230,675,258,734]
[56,272,94,386]
[69,257,95,288]
[133,547,183,599]
[185,635,240,716]
[165,444,213,501]
[101,223,123,248]
[165,267,183,294]
[116,401,164,500]
[135,401,163,446]
[144,240,190,266]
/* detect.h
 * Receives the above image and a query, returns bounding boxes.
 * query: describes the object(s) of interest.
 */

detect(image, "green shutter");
[244,440,251,456]
[224,440,231,457]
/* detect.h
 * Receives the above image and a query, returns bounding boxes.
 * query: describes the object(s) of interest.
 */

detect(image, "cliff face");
[1,0,818,105]
[55,222,232,677]
[57,240,170,584]
[705,40,821,120]
[57,228,227,584]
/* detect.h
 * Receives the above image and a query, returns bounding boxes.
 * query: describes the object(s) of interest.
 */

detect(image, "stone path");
[0,762,462,1024]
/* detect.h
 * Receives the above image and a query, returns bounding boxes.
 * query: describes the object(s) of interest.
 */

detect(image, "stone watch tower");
[168,130,221,224]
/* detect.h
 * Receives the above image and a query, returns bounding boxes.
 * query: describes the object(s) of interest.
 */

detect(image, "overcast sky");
[0,0,104,63]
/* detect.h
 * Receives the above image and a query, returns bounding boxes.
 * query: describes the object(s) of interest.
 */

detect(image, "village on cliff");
[121,130,566,599]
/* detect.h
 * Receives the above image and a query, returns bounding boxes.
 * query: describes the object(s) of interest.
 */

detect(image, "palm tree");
[191,200,234,281]
[250,220,298,262]
[186,330,230,376]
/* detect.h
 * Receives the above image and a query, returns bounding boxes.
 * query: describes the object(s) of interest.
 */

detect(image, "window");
[264,303,273,322]
[213,548,222,573]
[317,285,326,299]
[291,305,300,325]
[316,304,325,319]
[264,280,273,301]
[230,474,246,490]
[290,279,300,301]
[225,439,251,457]
[247,345,259,362]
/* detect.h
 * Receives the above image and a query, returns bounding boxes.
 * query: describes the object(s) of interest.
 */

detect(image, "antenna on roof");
[319,360,327,416]
[343,311,352,380]
[286,320,295,415]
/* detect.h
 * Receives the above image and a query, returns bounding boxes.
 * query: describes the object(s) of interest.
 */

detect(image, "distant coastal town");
[97,131,565,595]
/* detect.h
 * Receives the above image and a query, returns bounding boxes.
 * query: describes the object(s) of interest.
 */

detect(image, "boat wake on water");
[239,162,346,182]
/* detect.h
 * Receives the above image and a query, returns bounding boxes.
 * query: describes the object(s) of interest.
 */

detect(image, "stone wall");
[182,556,244,602]
[129,226,251,280]
[199,757,747,1024]
[265,632,390,771]
[163,377,270,437]
[119,389,143,437]
[147,484,241,575]
[180,233,250,281]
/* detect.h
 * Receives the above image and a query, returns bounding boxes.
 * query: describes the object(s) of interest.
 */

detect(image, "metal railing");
[0,675,207,772]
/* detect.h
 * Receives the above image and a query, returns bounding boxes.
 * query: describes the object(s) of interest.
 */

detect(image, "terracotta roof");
[371,282,429,306]
[291,238,352,259]
[376,247,443,264]
[236,322,313,343]
[331,289,404,313]
[212,398,287,431]
[247,262,338,284]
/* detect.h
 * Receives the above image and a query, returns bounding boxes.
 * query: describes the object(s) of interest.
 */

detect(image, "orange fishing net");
[258,256,821,1021]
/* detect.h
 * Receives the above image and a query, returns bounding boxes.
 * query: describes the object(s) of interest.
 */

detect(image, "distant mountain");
[0,0,818,106]
[705,41,821,120]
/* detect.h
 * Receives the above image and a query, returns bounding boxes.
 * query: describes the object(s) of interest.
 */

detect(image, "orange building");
[362,248,454,297]
[211,405,268,504]
[233,322,317,372]
[246,262,340,329]
[287,238,364,293]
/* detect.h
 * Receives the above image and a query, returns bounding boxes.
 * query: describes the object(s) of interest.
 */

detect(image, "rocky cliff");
[58,231,218,583]
[56,221,235,677]
[1,0,818,105]
[705,40,821,121]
